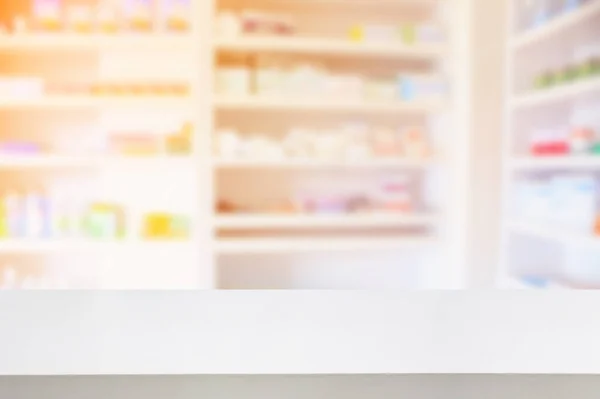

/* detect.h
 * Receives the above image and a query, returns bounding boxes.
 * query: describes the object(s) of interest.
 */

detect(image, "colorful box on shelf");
[218,174,417,216]
[82,203,127,240]
[0,141,45,155]
[214,123,432,162]
[25,0,192,34]
[533,45,600,91]
[518,0,586,32]
[348,22,444,45]
[142,212,190,240]
[162,0,191,32]
[109,134,162,156]
[89,82,189,97]
[165,122,193,155]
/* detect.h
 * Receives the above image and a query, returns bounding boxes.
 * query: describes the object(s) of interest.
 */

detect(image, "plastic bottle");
[532,0,549,29]
[24,187,44,238]
[563,0,582,13]
[160,0,191,32]
[5,189,24,238]
[0,192,8,239]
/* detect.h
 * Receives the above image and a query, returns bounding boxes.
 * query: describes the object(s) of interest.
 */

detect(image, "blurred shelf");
[503,276,570,290]
[215,36,447,59]
[511,77,600,109]
[267,0,438,5]
[0,240,193,254]
[214,158,437,169]
[215,236,435,254]
[511,1,600,49]
[0,34,194,51]
[510,155,600,170]
[0,155,194,169]
[215,213,437,230]
[509,221,599,246]
[0,95,191,109]
[214,95,445,114]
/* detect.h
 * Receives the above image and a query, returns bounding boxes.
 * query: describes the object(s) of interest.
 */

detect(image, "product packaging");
[363,24,396,42]
[124,0,154,32]
[5,190,24,238]
[23,188,45,238]
[0,194,7,238]
[96,0,121,33]
[255,58,283,97]
[569,105,596,153]
[271,14,294,36]
[240,11,276,35]
[166,121,193,155]
[33,0,63,32]
[375,176,412,213]
[215,129,242,159]
[371,128,400,157]
[416,23,445,44]
[534,70,557,90]
[65,4,93,33]
[563,0,583,13]
[142,213,172,239]
[399,24,416,45]
[564,245,600,286]
[216,12,241,38]
[161,0,191,32]
[216,66,250,96]
[348,25,364,42]
[566,174,597,233]
[401,127,431,158]
[83,203,126,239]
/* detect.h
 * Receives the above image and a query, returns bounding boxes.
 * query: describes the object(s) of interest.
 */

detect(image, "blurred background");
[0,0,596,290]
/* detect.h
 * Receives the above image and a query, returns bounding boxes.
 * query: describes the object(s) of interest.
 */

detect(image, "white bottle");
[5,190,25,238]
[24,188,43,238]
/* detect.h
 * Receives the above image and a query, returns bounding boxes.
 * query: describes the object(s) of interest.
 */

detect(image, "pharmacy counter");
[0,291,598,375]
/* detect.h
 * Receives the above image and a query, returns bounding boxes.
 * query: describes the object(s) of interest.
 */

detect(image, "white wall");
[1,375,600,399]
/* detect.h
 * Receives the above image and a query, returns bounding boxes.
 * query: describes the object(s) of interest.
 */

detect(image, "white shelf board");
[215,236,435,254]
[509,221,599,247]
[510,155,600,170]
[511,0,600,49]
[0,155,194,168]
[502,276,570,290]
[0,34,194,51]
[214,95,445,114]
[0,96,190,109]
[511,76,600,109]
[215,213,437,230]
[215,36,446,59]
[0,239,193,254]
[214,158,437,169]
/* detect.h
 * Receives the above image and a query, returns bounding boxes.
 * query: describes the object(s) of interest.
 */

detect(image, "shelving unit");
[210,0,470,289]
[500,0,600,289]
[0,0,470,290]
[0,0,204,289]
